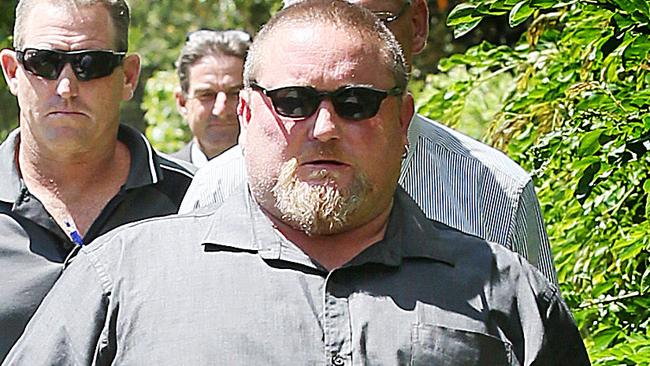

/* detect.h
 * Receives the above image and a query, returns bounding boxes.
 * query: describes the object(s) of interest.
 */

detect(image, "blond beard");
[271,158,369,236]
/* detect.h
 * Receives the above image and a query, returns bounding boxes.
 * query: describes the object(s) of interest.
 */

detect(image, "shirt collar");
[118,124,164,189]
[190,140,209,168]
[0,124,163,204]
[200,184,457,268]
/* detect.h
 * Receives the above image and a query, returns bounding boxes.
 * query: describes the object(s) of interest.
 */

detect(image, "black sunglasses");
[250,83,403,121]
[372,0,412,23]
[16,48,126,81]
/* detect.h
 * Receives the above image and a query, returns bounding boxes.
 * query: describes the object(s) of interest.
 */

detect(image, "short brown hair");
[13,0,130,51]
[176,29,251,95]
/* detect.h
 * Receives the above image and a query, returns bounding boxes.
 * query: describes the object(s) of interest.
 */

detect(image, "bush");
[142,70,190,153]
[427,1,650,363]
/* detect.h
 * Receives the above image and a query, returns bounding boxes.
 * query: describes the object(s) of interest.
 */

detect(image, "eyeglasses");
[372,0,412,23]
[189,87,242,103]
[15,48,126,81]
[250,83,403,121]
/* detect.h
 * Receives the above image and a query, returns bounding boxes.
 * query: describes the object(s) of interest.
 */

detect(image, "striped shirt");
[179,114,557,283]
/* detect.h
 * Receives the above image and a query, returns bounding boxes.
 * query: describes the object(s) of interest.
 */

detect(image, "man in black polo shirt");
[0,0,194,359]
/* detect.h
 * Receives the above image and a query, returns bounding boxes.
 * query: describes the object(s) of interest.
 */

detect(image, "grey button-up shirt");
[5,186,588,365]
[179,114,558,284]
[0,125,195,360]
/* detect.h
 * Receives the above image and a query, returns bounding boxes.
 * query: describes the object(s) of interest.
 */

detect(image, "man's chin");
[271,158,369,237]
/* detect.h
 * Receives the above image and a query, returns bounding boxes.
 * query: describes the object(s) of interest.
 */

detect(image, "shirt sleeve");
[509,179,559,285]
[535,286,591,365]
[3,252,113,366]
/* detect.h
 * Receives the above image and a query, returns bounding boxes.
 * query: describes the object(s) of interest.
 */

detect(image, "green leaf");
[592,327,621,350]
[578,129,605,156]
[447,3,481,26]
[529,0,558,9]
[509,1,535,27]
[453,18,483,38]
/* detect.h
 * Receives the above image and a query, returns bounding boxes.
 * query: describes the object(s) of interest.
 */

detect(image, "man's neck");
[17,135,131,236]
[196,138,236,161]
[268,202,393,271]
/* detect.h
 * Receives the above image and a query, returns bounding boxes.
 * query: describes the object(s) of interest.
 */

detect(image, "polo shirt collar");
[201,184,457,269]
[0,124,163,204]
[118,124,163,190]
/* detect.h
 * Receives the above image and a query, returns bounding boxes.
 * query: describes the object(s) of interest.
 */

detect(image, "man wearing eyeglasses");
[0,0,194,360]
[180,0,559,285]
[171,30,251,168]
[5,1,588,364]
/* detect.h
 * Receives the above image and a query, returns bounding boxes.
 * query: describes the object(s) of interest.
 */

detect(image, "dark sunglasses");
[16,48,126,81]
[372,0,412,23]
[250,83,403,121]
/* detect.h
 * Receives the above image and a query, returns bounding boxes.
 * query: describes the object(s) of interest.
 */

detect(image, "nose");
[311,100,340,142]
[55,64,78,99]
[211,91,228,116]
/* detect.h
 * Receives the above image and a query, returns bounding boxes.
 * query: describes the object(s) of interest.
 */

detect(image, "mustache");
[297,144,346,164]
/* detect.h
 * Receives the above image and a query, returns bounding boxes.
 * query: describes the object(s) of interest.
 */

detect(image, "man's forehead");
[20,3,115,50]
[258,26,390,88]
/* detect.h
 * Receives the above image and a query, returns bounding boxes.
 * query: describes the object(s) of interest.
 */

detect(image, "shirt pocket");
[410,323,517,366]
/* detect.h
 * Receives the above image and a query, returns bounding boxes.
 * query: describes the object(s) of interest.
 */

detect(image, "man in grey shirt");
[180,0,558,284]
[5,1,588,364]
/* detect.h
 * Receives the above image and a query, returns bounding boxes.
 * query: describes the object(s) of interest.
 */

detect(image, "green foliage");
[434,0,650,363]
[141,70,189,153]
[133,0,282,151]
[0,3,18,139]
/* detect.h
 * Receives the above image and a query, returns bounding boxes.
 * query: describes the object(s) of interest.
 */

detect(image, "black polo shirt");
[0,124,194,360]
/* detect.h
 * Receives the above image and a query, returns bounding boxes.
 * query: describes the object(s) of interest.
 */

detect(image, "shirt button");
[331,354,345,366]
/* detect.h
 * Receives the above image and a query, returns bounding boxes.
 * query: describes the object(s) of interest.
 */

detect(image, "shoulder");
[195,145,245,180]
[157,151,197,179]
[428,217,553,294]
[169,142,193,163]
[80,210,215,283]
[180,145,246,212]
[408,114,530,184]
[117,124,195,182]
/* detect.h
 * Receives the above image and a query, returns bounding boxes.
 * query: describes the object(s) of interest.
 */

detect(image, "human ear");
[1,49,20,95]
[121,54,141,101]
[175,88,188,117]
[410,0,430,54]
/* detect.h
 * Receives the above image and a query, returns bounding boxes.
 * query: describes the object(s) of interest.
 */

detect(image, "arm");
[509,179,558,285]
[535,287,591,365]
[3,253,114,366]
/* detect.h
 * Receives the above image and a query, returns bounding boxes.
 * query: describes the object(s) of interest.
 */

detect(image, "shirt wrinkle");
[4,181,590,365]
[0,124,195,361]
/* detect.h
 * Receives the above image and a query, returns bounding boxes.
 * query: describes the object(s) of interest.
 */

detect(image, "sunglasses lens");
[21,50,61,80]
[73,51,118,81]
[333,88,385,120]
[254,83,396,121]
[268,87,320,118]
